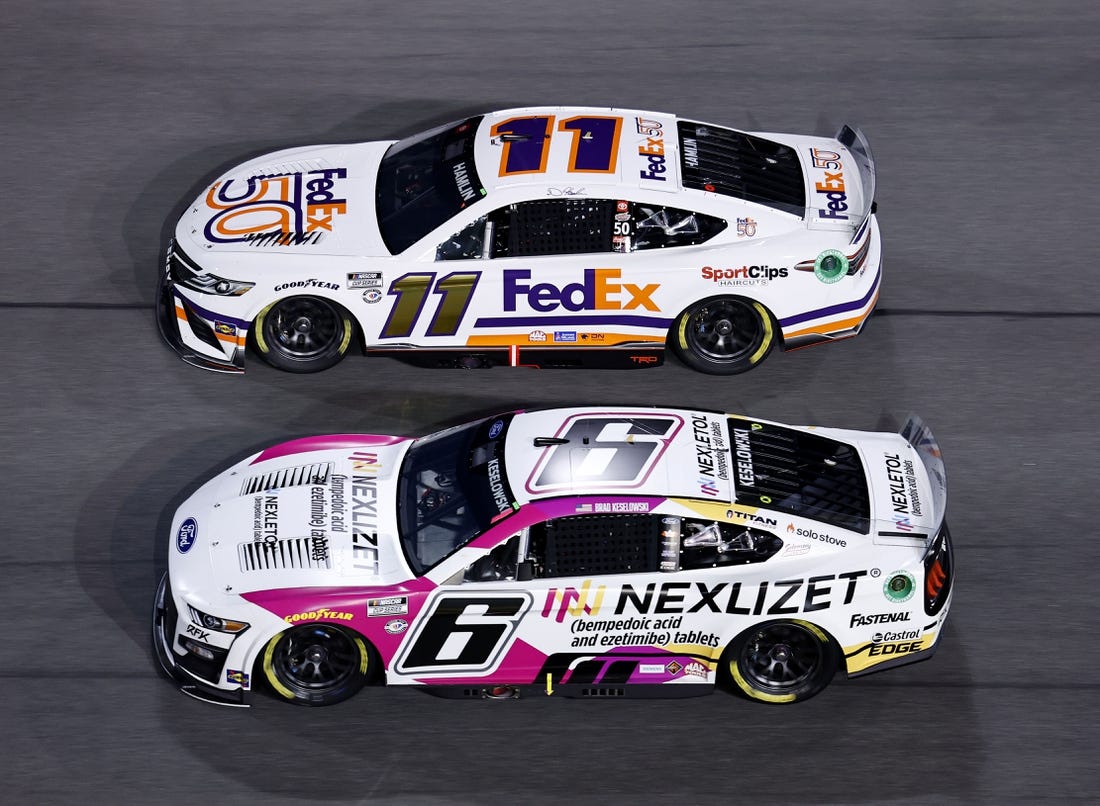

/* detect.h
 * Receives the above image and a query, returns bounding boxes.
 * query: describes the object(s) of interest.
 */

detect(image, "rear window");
[678,122,805,217]
[727,416,870,534]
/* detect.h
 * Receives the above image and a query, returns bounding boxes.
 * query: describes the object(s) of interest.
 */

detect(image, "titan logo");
[503,269,660,313]
[541,580,606,623]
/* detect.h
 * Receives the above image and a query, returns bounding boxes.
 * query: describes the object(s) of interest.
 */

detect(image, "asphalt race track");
[3,2,1098,803]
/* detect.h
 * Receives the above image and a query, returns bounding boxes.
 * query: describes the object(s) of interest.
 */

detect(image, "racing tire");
[725,620,838,704]
[252,296,354,373]
[671,296,775,375]
[262,623,373,706]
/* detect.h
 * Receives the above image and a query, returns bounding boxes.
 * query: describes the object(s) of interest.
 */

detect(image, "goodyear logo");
[503,268,659,312]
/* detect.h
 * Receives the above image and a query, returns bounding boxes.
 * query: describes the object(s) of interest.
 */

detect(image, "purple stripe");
[779,262,881,328]
[474,314,673,329]
[174,288,252,330]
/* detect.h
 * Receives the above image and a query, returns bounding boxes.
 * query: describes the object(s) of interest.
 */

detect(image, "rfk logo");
[524,414,683,493]
[541,580,606,623]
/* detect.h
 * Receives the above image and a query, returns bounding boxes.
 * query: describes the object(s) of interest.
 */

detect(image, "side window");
[613,202,727,253]
[492,198,616,258]
[667,518,784,571]
[464,533,521,582]
[436,215,489,261]
[525,515,661,579]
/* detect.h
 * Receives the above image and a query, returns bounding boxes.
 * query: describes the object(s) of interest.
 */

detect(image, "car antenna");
[533,437,569,447]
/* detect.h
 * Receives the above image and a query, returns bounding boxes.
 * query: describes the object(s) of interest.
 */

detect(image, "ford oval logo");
[176,517,198,554]
[488,420,504,439]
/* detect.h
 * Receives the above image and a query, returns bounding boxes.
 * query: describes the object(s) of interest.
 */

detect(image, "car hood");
[169,435,416,596]
[176,141,394,257]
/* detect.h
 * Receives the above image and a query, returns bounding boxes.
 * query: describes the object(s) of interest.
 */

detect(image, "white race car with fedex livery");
[159,107,880,375]
[153,407,952,707]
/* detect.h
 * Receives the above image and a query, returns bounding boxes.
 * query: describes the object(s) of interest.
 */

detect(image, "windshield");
[397,413,517,574]
[376,116,486,254]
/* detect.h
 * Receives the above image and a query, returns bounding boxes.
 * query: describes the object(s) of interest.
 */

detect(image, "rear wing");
[900,415,947,528]
[837,125,877,230]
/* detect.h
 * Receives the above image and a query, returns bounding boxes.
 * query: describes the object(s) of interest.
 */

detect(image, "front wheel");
[671,296,775,375]
[726,620,837,704]
[262,624,373,706]
[252,296,354,373]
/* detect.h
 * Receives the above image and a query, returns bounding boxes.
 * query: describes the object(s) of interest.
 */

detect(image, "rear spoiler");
[899,415,947,528]
[837,125,877,237]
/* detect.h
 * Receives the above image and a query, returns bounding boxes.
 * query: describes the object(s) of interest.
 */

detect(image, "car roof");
[472,106,683,197]
[504,406,735,505]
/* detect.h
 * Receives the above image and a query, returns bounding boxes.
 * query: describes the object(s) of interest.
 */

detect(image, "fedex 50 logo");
[503,269,660,312]
[204,168,349,244]
[809,147,849,221]
[525,413,684,493]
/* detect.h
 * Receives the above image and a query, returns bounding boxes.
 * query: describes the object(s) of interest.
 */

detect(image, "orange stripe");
[176,302,246,346]
[465,333,665,347]
[782,289,879,340]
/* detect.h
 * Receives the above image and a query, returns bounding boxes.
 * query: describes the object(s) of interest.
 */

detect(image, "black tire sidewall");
[261,624,372,706]
[671,296,776,375]
[252,296,353,373]
[724,619,837,704]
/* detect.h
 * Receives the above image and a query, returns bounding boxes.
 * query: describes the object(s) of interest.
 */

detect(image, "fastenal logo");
[541,580,606,623]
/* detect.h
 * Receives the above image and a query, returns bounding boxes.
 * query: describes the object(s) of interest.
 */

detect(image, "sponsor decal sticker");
[666,660,683,675]
[368,596,408,617]
[635,117,668,182]
[850,612,912,628]
[176,517,197,554]
[554,330,577,343]
[364,289,382,303]
[347,271,382,289]
[785,523,846,547]
[385,618,409,635]
[883,571,916,603]
[284,609,354,624]
[226,669,250,687]
[503,268,660,313]
[528,329,547,342]
[213,321,236,336]
[274,278,339,293]
[488,419,504,439]
[702,265,788,286]
[736,217,757,237]
[639,663,666,674]
[683,661,708,679]
[809,147,850,221]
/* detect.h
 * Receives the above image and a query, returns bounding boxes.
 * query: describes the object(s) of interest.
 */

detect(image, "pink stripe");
[250,433,408,464]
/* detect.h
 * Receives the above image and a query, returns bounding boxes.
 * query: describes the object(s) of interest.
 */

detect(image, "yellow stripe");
[843,632,937,674]
[262,634,294,700]
[748,302,774,364]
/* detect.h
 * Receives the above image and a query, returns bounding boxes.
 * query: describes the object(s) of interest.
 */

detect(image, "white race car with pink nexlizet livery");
[153,407,952,707]
[159,107,880,375]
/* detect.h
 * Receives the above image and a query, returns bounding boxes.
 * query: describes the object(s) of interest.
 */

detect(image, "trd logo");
[503,269,660,313]
[630,355,659,364]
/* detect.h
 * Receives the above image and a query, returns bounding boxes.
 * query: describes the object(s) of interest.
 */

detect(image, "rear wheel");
[671,296,775,375]
[726,620,837,704]
[262,623,372,706]
[252,296,353,372]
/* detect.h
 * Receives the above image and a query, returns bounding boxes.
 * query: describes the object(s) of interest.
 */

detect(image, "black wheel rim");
[273,625,360,694]
[739,623,822,692]
[686,299,763,363]
[265,298,342,359]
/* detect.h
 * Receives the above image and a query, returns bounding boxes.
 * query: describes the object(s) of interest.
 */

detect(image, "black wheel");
[262,623,372,706]
[671,296,775,375]
[252,296,353,373]
[726,620,837,704]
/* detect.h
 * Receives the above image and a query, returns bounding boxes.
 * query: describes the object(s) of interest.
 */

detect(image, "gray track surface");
[2,2,1098,803]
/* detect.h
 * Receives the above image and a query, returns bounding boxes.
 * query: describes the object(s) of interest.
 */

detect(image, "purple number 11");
[491,115,622,177]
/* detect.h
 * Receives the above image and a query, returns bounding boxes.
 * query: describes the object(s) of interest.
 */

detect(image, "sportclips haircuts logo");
[809,148,849,221]
[525,414,683,493]
[204,168,349,244]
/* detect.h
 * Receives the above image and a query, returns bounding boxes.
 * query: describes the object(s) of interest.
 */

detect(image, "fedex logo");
[810,147,849,221]
[636,117,667,182]
[503,269,660,312]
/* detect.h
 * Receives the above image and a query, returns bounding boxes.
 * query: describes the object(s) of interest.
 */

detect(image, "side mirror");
[516,559,535,581]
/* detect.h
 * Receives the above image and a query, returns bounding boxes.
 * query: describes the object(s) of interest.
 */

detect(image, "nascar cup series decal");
[203,168,349,245]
